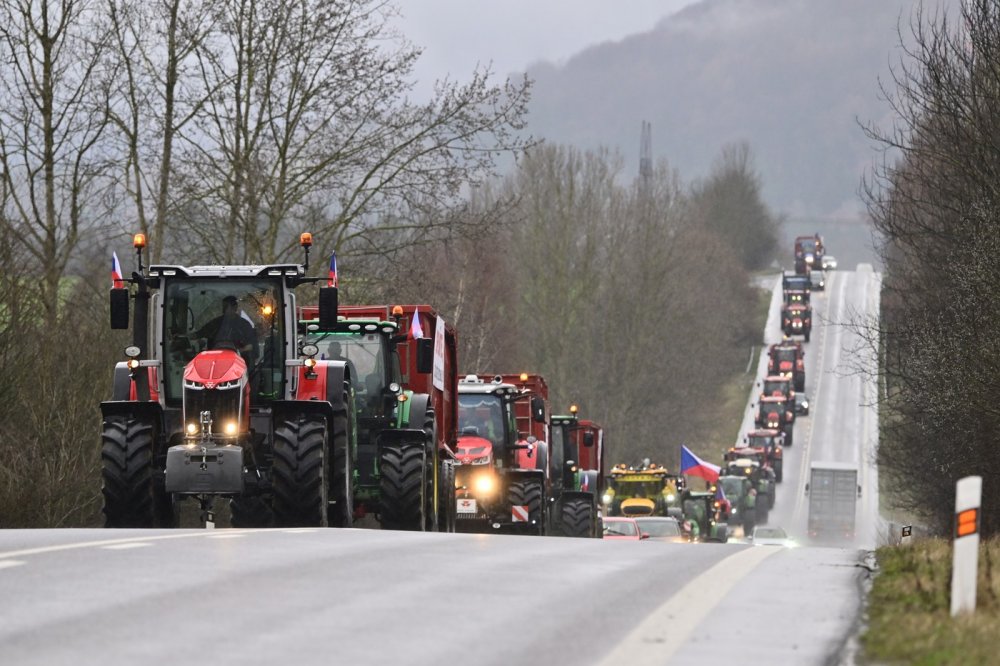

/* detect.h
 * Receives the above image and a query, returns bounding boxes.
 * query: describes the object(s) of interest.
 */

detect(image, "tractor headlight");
[602,493,612,504]
[474,474,495,495]
[186,423,198,436]
[224,421,238,436]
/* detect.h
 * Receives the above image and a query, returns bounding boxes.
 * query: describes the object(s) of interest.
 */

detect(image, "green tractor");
[679,490,728,542]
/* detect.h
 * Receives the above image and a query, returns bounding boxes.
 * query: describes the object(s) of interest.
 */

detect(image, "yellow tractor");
[603,463,683,518]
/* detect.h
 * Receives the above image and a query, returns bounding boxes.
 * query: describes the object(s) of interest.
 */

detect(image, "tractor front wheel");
[101,416,174,528]
[558,497,595,538]
[507,479,545,536]
[272,413,329,527]
[379,442,426,530]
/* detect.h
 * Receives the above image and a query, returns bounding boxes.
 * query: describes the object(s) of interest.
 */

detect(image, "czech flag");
[111,251,124,289]
[680,445,720,483]
[328,251,338,288]
[715,482,727,502]
[410,306,424,339]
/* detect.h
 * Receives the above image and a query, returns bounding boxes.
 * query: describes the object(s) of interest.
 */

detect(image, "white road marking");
[283,529,319,534]
[0,560,25,570]
[0,529,271,561]
[597,546,781,666]
[208,534,245,539]
[101,542,152,550]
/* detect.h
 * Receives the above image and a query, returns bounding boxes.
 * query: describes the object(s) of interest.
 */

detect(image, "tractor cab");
[604,462,682,518]
[760,375,795,402]
[757,396,793,429]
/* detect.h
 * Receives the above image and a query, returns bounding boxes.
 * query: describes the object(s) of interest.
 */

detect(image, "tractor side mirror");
[415,337,434,374]
[531,395,545,423]
[318,287,338,330]
[110,288,130,329]
[583,431,595,447]
[804,483,810,495]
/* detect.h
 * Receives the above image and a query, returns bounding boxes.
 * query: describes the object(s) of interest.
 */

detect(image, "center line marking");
[0,560,26,570]
[102,543,152,550]
[208,534,245,539]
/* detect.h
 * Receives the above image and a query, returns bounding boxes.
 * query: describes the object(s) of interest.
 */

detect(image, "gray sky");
[392,1,699,97]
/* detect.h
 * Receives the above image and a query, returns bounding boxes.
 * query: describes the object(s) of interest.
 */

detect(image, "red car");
[603,517,649,540]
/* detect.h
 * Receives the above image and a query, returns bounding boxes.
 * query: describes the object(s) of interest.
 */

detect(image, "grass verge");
[863,538,1000,664]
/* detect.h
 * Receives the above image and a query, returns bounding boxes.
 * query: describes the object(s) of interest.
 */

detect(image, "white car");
[750,525,796,547]
[821,255,838,270]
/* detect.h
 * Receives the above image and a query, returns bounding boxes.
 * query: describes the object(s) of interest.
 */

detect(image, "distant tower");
[639,120,653,183]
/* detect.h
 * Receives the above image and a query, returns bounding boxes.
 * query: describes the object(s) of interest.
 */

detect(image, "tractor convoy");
[99,231,832,542]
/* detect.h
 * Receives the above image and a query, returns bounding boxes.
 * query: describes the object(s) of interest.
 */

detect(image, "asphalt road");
[0,269,879,665]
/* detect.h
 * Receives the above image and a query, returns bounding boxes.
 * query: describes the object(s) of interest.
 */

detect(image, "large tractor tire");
[379,442,427,531]
[558,496,595,538]
[795,374,805,392]
[423,409,439,532]
[272,412,329,527]
[329,382,356,528]
[507,478,545,536]
[774,461,784,482]
[230,496,273,527]
[101,416,175,528]
[438,459,456,533]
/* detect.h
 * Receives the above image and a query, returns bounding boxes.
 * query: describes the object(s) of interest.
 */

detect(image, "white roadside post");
[950,475,982,617]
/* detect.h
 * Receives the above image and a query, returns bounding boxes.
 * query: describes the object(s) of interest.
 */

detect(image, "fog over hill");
[525,0,919,224]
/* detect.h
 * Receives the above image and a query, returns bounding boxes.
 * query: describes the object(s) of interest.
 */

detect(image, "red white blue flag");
[410,306,424,339]
[111,251,124,289]
[328,251,338,288]
[680,445,720,483]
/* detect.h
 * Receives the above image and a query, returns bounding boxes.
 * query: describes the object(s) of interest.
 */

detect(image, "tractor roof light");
[519,372,529,382]
[126,358,140,370]
[569,404,578,415]
[133,233,146,249]
[299,232,313,247]
[391,305,404,317]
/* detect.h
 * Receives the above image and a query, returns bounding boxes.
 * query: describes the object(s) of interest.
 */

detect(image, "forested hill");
[524,0,916,217]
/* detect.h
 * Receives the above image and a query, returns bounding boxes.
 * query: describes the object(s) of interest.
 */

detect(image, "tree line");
[0,0,780,526]
[864,0,1000,535]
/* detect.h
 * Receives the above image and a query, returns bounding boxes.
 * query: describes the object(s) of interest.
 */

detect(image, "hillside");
[524,0,918,220]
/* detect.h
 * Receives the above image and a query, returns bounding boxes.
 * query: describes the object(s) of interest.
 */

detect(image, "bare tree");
[164,0,531,265]
[0,0,113,332]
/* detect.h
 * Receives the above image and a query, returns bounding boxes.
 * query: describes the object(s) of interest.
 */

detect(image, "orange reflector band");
[956,509,979,538]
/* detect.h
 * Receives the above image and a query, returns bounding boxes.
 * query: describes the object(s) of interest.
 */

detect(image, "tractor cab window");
[720,477,745,497]
[305,332,388,417]
[458,394,505,450]
[773,349,798,363]
[163,279,285,406]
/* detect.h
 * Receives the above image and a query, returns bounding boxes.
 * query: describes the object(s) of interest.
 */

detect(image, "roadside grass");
[863,538,1000,665]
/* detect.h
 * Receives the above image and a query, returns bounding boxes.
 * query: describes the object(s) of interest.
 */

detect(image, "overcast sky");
[392,0,699,97]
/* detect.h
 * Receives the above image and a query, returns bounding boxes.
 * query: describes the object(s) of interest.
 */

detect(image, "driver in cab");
[196,295,259,359]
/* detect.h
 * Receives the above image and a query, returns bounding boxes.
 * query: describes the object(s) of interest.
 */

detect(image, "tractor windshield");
[773,348,798,364]
[763,379,790,396]
[305,332,389,418]
[458,394,506,450]
[163,278,285,406]
[720,477,746,498]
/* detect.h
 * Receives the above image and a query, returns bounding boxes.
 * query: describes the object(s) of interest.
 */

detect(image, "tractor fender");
[100,399,164,427]
[405,393,430,433]
[111,363,131,401]
[504,468,545,487]
[557,489,595,508]
[271,399,335,422]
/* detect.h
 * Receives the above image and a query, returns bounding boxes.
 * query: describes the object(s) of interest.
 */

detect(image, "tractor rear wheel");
[423,410,439,532]
[558,497,595,538]
[329,382,356,528]
[775,461,784,482]
[507,479,544,536]
[379,441,426,530]
[272,413,329,527]
[101,416,174,528]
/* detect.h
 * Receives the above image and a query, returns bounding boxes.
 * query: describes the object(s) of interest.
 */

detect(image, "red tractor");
[101,233,358,528]
[454,374,548,535]
[297,303,459,532]
[768,341,805,392]
[781,301,812,342]
[741,429,785,481]
[755,395,795,448]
